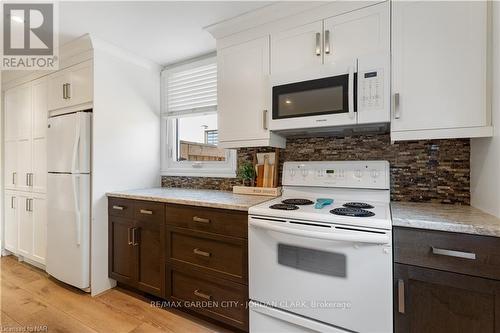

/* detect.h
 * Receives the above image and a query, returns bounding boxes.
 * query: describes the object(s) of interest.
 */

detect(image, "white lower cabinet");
[4,191,19,253]
[5,191,46,266]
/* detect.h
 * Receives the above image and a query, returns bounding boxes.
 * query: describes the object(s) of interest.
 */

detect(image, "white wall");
[471,2,500,217]
[91,38,161,295]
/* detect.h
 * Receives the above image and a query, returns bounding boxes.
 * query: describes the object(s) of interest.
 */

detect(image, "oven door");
[248,216,392,333]
[270,60,357,132]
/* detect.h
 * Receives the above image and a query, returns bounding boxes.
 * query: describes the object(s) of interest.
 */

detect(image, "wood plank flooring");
[0,255,234,333]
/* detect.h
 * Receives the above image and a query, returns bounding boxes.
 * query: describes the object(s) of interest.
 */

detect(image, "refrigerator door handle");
[71,113,82,174]
[72,174,82,246]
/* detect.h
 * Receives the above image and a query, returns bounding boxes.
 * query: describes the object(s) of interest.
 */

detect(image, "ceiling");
[59,1,271,66]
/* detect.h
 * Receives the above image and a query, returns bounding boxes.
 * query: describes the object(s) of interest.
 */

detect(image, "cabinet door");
[134,220,162,297]
[4,141,18,190]
[4,192,19,253]
[47,70,71,111]
[109,217,135,285]
[271,21,323,76]
[17,195,33,258]
[394,264,500,333]
[323,2,389,64]
[218,37,270,144]
[32,195,47,264]
[4,88,18,141]
[32,138,46,193]
[32,78,48,139]
[17,140,32,192]
[17,83,33,141]
[68,61,93,107]
[391,1,487,132]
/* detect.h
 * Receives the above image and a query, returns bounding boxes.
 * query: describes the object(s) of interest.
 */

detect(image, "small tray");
[233,186,282,197]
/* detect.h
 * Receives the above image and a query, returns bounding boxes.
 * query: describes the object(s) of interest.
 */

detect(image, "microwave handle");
[348,65,355,119]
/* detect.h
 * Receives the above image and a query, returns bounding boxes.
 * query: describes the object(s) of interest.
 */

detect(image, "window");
[161,55,236,177]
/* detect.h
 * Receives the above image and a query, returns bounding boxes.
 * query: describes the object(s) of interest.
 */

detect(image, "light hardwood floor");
[0,255,233,333]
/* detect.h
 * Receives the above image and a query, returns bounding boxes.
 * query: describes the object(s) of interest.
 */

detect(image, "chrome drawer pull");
[193,216,210,224]
[193,248,211,257]
[431,247,476,260]
[194,289,212,301]
[140,209,153,215]
[398,279,405,314]
[112,205,124,211]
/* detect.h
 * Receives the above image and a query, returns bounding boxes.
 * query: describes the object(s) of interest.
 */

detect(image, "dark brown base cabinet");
[108,197,249,332]
[108,198,164,297]
[394,227,500,333]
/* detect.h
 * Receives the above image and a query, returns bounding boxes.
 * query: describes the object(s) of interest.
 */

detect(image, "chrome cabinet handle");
[262,109,268,130]
[29,173,33,187]
[194,289,212,301]
[30,199,33,212]
[398,279,405,314]
[63,83,66,99]
[132,228,139,246]
[25,198,33,212]
[315,32,321,56]
[394,93,401,119]
[140,209,153,215]
[193,248,211,257]
[26,173,30,186]
[26,198,29,211]
[11,197,15,209]
[127,227,133,245]
[66,83,71,99]
[12,172,16,185]
[432,247,476,260]
[193,216,210,224]
[112,205,124,211]
[324,30,330,54]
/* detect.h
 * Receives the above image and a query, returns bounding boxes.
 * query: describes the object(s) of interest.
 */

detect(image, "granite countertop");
[106,187,274,211]
[391,202,500,237]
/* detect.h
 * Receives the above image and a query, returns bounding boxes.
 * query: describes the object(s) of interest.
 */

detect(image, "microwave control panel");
[359,70,383,110]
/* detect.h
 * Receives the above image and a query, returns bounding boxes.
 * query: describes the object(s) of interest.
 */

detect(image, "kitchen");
[1,1,500,332]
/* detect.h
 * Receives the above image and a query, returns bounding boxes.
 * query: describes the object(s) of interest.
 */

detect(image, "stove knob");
[289,169,296,177]
[370,169,380,178]
[354,169,363,178]
[301,169,308,177]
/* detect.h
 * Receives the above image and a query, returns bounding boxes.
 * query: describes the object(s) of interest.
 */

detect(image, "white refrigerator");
[46,111,91,290]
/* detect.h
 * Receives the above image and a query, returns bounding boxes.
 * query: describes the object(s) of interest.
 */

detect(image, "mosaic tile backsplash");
[162,133,470,204]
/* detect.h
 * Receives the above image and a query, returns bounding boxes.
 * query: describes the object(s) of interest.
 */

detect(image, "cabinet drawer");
[167,266,248,331]
[134,201,165,224]
[165,204,247,238]
[167,227,247,283]
[108,197,134,219]
[394,227,500,280]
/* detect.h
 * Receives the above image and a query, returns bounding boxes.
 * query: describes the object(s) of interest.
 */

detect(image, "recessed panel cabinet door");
[48,71,71,111]
[218,36,270,144]
[68,62,93,107]
[394,264,500,333]
[134,220,162,297]
[17,195,33,258]
[4,141,17,190]
[17,83,32,141]
[4,192,18,253]
[323,2,389,65]
[17,140,32,192]
[109,217,135,285]
[32,195,47,264]
[32,138,47,193]
[271,21,323,76]
[4,88,18,141]
[32,78,48,139]
[391,1,487,132]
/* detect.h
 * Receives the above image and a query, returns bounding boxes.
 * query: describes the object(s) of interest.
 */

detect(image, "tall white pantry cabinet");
[3,77,48,266]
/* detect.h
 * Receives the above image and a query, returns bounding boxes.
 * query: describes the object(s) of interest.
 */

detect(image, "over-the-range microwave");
[269,54,390,133]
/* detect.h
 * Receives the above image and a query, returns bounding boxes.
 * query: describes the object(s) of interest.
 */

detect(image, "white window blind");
[165,58,217,116]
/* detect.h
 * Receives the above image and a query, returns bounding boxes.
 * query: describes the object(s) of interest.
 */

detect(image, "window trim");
[160,57,237,178]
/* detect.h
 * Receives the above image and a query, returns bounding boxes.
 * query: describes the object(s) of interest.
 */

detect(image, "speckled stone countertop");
[106,187,274,211]
[391,202,500,237]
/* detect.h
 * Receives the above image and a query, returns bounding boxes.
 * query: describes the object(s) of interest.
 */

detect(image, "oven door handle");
[249,219,390,245]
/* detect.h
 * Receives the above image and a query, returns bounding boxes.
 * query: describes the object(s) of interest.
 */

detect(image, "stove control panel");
[283,161,390,189]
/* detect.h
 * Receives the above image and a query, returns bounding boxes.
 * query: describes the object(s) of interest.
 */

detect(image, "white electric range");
[248,161,392,333]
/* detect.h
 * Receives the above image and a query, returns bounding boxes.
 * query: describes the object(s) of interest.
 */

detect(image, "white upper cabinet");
[17,83,32,141]
[323,3,389,64]
[391,1,491,140]
[218,36,285,148]
[32,78,48,139]
[271,21,323,76]
[48,60,93,111]
[4,88,18,141]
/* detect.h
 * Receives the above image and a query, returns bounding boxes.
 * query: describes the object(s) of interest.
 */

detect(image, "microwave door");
[270,60,357,132]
